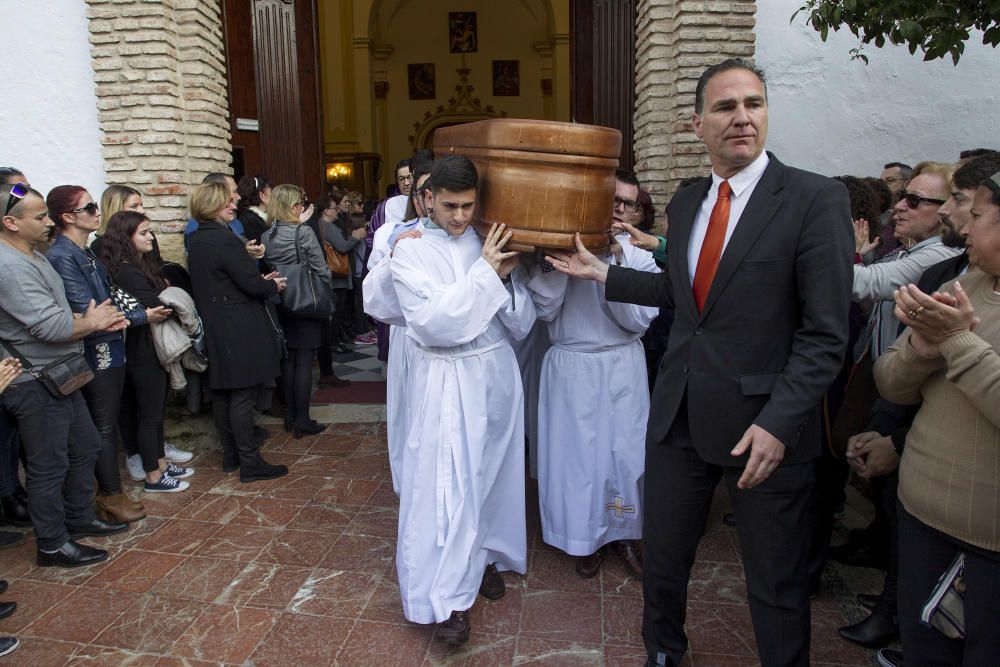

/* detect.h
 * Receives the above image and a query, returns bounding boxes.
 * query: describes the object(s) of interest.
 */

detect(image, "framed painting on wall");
[408,63,436,100]
[492,60,519,96]
[449,12,477,53]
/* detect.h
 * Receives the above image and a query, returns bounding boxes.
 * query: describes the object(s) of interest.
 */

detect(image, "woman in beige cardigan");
[873,171,1000,667]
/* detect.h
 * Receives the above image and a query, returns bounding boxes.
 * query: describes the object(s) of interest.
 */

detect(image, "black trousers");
[0,407,20,498]
[1,380,99,550]
[81,365,125,495]
[332,288,349,342]
[211,386,263,468]
[119,363,167,473]
[317,315,334,377]
[643,410,814,667]
[281,346,317,429]
[897,502,1000,666]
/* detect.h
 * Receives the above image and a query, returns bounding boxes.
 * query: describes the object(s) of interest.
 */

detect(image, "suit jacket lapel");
[670,178,711,319]
[699,157,786,320]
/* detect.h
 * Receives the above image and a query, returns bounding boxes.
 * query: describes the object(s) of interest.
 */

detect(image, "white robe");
[528,236,660,555]
[362,219,419,495]
[390,224,535,624]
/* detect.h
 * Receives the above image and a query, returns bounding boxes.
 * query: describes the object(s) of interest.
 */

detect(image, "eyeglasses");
[397,174,413,183]
[898,191,946,209]
[882,177,906,184]
[3,183,28,217]
[614,196,639,212]
[72,202,99,216]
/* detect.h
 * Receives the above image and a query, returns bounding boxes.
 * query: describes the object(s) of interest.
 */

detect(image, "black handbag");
[1,340,93,398]
[268,223,334,319]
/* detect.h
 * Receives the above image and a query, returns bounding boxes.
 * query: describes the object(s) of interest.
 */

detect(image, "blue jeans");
[1,380,100,550]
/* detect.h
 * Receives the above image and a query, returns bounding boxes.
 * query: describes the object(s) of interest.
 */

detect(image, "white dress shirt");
[687,151,770,284]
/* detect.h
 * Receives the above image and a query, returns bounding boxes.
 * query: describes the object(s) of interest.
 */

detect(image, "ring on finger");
[907,309,918,319]
[914,305,926,316]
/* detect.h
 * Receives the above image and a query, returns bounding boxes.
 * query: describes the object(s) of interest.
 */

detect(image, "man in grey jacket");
[0,184,127,568]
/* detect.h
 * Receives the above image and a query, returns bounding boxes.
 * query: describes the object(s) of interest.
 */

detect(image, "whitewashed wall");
[0,0,107,198]
[756,1,999,179]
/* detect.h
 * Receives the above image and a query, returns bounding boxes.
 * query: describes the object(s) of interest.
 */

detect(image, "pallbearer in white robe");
[391,220,535,627]
[528,234,660,560]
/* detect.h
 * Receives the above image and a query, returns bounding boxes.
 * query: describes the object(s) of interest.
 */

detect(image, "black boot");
[838,598,898,648]
[0,493,31,528]
[239,460,289,483]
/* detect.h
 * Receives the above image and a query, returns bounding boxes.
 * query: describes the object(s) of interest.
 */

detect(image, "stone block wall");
[85,0,232,261]
[634,0,756,219]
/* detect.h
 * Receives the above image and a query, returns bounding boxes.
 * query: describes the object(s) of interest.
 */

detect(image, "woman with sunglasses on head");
[100,211,192,494]
[187,182,288,481]
[236,175,272,243]
[264,185,330,438]
[45,186,156,519]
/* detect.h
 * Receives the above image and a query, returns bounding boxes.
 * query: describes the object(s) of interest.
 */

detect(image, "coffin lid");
[434,119,622,160]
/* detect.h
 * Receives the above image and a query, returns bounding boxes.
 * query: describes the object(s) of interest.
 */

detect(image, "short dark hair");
[614,169,639,188]
[411,157,434,184]
[883,162,913,179]
[694,58,767,115]
[202,172,231,185]
[429,156,478,194]
[412,149,434,163]
[959,148,997,160]
[395,158,411,175]
[0,167,25,186]
[953,153,1000,191]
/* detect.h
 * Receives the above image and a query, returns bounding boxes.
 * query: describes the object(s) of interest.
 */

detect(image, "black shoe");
[67,518,128,539]
[612,540,643,580]
[828,541,887,569]
[838,608,898,648]
[240,461,289,483]
[857,593,879,610]
[0,531,25,550]
[283,420,293,433]
[479,563,505,600]
[0,636,18,658]
[36,540,108,568]
[575,548,604,578]
[436,610,470,645]
[876,648,904,667]
[222,459,240,473]
[0,580,7,595]
[293,422,327,439]
[723,512,737,528]
[0,602,14,621]
[0,493,31,528]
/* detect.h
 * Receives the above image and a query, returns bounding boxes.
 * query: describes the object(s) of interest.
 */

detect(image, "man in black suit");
[546,59,853,667]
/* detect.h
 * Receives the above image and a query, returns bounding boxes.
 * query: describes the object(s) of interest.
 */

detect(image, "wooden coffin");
[433,119,622,254]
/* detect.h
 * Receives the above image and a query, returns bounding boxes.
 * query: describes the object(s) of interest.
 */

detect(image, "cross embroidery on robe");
[605,496,636,518]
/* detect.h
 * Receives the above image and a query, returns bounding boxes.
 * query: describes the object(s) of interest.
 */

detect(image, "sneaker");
[144,474,189,493]
[164,462,194,480]
[126,454,145,482]
[0,636,19,658]
[164,442,194,463]
[876,648,904,667]
[354,331,377,345]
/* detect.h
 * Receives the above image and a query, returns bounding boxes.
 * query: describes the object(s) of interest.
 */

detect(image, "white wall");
[0,0,106,197]
[755,1,999,178]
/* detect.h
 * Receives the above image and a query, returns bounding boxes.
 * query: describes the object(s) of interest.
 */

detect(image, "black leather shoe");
[479,563,505,600]
[0,635,18,658]
[36,540,108,568]
[857,593,879,610]
[575,548,604,578]
[838,608,898,648]
[612,540,643,580]
[723,512,737,528]
[0,602,14,621]
[0,493,31,528]
[67,518,128,539]
[240,461,288,483]
[0,580,7,595]
[436,610,470,645]
[0,531,24,550]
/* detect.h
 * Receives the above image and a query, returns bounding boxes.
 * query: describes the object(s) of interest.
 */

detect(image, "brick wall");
[86,0,232,261]
[634,0,756,222]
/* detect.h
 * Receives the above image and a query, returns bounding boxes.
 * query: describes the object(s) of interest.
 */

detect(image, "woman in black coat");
[187,182,287,482]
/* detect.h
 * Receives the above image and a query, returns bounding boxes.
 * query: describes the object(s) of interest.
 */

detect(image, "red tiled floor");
[11,421,876,666]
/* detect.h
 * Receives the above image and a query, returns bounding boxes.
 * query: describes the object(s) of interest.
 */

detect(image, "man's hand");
[612,221,659,251]
[545,233,610,284]
[846,431,899,479]
[0,357,22,394]
[85,299,127,333]
[145,306,173,323]
[245,240,265,259]
[731,424,785,489]
[391,229,422,256]
[481,223,520,276]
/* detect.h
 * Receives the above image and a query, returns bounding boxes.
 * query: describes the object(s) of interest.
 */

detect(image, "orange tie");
[692,180,732,312]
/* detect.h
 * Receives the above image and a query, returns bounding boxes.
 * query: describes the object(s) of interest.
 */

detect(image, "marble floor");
[0,405,883,666]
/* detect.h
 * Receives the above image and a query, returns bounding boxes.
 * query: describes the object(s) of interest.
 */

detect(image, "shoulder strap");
[293,223,304,263]
[0,339,32,369]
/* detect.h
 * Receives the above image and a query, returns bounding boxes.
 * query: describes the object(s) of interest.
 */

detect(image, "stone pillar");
[633,0,756,221]
[86,0,232,261]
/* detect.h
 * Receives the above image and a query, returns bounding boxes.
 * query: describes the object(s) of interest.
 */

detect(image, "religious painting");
[492,60,519,96]
[449,12,477,53]
[407,63,436,100]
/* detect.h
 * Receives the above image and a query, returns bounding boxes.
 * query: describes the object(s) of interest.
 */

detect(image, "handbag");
[321,222,350,277]
[268,223,334,319]
[110,284,143,313]
[920,552,965,639]
[1,340,94,398]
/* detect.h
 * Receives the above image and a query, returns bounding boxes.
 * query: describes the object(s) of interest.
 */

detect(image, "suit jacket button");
[682,365,688,374]
[694,327,703,335]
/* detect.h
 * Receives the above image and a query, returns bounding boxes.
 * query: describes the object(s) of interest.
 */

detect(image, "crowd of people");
[1,57,998,667]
